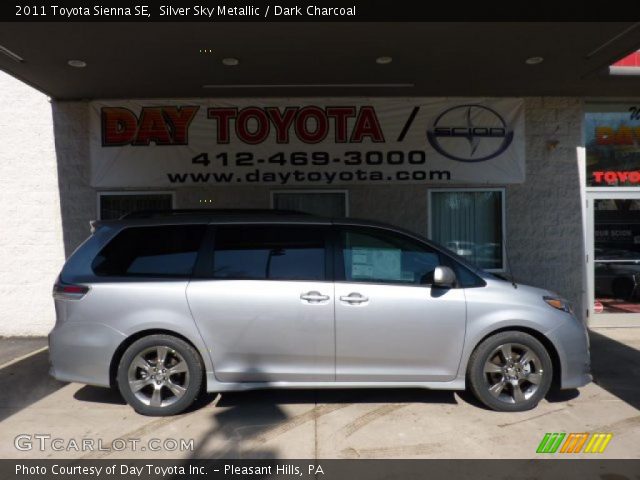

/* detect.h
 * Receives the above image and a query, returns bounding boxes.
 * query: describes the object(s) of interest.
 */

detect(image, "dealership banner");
[89,98,525,188]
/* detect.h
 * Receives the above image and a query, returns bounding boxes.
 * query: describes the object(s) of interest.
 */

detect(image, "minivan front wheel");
[468,331,553,412]
[117,334,203,416]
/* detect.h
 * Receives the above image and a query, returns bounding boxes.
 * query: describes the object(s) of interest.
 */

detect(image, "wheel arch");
[109,329,206,391]
[467,326,562,388]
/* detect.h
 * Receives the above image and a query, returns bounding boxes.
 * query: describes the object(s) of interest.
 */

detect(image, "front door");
[187,224,335,382]
[588,193,640,325]
[333,226,467,382]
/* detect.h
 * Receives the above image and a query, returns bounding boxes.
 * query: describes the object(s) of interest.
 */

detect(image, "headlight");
[543,296,573,314]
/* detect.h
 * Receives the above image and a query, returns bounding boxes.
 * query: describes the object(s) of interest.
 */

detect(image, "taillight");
[53,282,89,299]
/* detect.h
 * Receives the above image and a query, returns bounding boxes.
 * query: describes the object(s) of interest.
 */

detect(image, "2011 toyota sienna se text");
[49,210,592,416]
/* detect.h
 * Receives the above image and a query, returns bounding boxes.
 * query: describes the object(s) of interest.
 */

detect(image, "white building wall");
[0,72,65,336]
[51,101,95,257]
[507,98,585,318]
[0,94,586,336]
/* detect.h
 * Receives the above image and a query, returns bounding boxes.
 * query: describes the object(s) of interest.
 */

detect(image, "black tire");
[467,331,553,412]
[117,334,203,416]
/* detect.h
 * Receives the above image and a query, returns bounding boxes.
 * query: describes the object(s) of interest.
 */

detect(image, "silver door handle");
[300,291,330,302]
[339,293,369,304]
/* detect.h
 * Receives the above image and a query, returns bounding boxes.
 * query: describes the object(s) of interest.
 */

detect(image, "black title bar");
[3,459,640,480]
[1,0,639,21]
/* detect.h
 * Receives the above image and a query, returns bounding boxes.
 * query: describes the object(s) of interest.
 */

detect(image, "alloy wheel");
[483,342,544,404]
[127,346,190,408]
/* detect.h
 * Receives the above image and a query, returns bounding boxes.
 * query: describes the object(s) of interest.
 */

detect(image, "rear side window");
[92,225,206,277]
[212,225,326,281]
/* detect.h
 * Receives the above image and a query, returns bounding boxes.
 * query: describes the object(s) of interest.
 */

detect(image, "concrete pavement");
[0,328,638,459]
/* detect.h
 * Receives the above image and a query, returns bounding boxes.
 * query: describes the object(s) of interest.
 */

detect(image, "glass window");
[99,193,173,220]
[92,225,206,277]
[272,191,347,217]
[593,198,640,313]
[430,190,504,271]
[585,105,640,187]
[440,255,486,288]
[341,228,440,285]
[213,226,326,281]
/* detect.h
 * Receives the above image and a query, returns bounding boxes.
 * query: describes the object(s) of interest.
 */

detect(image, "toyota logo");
[427,104,514,162]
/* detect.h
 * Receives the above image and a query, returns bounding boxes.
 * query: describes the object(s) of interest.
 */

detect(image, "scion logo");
[427,104,514,162]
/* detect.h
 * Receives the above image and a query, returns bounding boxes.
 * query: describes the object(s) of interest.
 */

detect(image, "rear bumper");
[49,321,126,387]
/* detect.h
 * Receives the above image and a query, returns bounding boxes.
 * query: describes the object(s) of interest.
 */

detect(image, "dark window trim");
[192,225,216,279]
[192,224,334,282]
[329,226,344,282]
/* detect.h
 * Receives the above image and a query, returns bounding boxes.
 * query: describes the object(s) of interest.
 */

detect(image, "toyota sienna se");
[49,210,591,416]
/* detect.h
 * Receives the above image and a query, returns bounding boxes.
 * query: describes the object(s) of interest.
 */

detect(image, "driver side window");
[340,228,440,285]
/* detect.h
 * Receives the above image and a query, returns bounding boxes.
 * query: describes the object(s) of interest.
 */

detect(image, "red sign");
[592,170,640,184]
[594,301,604,314]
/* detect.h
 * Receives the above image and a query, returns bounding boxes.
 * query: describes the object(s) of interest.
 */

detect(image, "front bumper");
[49,321,126,388]
[547,316,592,389]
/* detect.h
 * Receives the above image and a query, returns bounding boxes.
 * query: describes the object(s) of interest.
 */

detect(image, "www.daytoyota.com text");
[167,150,452,185]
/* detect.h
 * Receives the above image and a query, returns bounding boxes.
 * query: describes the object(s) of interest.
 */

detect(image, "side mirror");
[433,266,456,288]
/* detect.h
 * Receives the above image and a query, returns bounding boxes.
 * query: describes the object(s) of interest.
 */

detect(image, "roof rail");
[119,208,309,219]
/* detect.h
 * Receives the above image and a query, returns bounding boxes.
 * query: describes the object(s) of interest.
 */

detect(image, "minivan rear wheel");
[117,334,203,416]
[468,331,553,412]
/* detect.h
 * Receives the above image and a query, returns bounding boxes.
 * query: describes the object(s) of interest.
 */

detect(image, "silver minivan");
[50,210,591,416]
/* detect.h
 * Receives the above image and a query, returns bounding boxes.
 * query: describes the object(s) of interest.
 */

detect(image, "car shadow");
[71,378,582,414]
[215,388,457,408]
[589,329,640,410]
[73,385,126,405]
[72,385,459,410]
[545,388,580,403]
[0,350,67,422]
